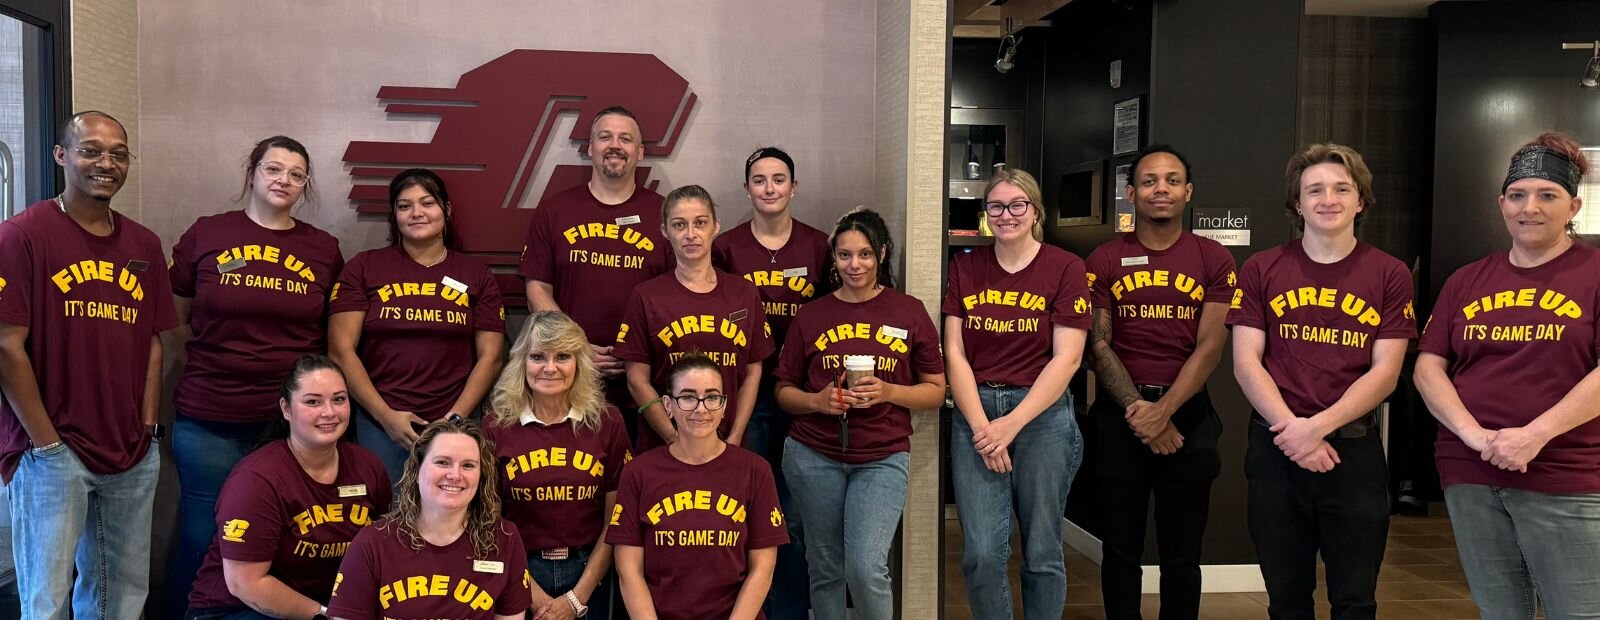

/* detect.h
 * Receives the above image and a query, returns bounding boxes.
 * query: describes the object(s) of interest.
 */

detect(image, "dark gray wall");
[1429,0,1600,303]
[1146,0,1304,565]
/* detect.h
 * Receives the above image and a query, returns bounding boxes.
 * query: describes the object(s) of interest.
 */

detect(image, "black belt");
[1135,384,1168,401]
[1251,411,1376,439]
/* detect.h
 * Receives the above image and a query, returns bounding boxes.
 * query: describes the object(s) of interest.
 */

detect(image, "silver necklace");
[56,195,114,233]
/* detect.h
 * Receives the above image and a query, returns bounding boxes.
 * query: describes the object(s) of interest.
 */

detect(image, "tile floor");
[942,512,1531,619]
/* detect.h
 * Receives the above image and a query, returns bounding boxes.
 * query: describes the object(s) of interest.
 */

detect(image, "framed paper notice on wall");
[1113,97,1142,155]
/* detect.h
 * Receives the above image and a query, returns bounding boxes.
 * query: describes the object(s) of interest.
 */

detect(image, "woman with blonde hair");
[485,310,631,620]
[327,417,531,620]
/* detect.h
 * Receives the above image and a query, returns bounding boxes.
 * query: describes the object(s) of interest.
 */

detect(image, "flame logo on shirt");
[1073,297,1089,314]
[1227,271,1237,287]
[221,519,250,543]
[616,323,630,344]
[1403,300,1415,320]
[770,508,784,527]
[1085,272,1096,287]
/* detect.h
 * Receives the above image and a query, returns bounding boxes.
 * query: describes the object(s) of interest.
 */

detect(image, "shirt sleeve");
[746,460,789,549]
[326,527,382,619]
[611,289,652,364]
[940,254,965,318]
[0,223,35,327]
[494,526,533,614]
[213,469,286,563]
[604,467,645,547]
[1378,259,1419,340]
[1417,272,1461,358]
[1052,255,1093,330]
[169,223,200,298]
[774,316,808,386]
[144,239,179,332]
[1085,245,1113,310]
[910,302,946,375]
[327,253,370,315]
[603,408,632,493]
[517,199,557,283]
[473,265,507,333]
[745,286,775,362]
[1202,240,1239,305]
[1226,255,1267,330]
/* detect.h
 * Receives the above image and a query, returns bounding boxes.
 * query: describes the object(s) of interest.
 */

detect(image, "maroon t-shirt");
[606,446,788,620]
[1420,245,1600,494]
[329,246,505,421]
[328,518,532,620]
[170,210,344,423]
[614,271,775,450]
[711,220,833,366]
[485,406,632,551]
[1226,240,1416,417]
[775,289,945,464]
[1085,233,1237,386]
[518,184,672,346]
[188,441,393,610]
[943,244,1092,386]
[0,201,177,481]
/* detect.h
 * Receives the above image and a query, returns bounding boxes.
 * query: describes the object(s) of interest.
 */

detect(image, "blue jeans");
[168,413,273,618]
[1444,484,1600,620]
[527,546,612,620]
[355,406,411,485]
[742,384,810,620]
[10,441,160,620]
[951,386,1081,620]
[782,438,907,620]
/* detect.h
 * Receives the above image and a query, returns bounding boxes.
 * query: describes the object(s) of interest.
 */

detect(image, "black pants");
[1092,393,1222,620]
[1245,420,1389,620]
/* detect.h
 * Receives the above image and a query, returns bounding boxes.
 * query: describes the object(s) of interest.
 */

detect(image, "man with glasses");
[519,105,673,442]
[0,111,176,619]
[1083,144,1236,619]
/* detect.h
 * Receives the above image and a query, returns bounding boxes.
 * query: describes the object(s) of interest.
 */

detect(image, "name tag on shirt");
[126,259,150,272]
[881,326,909,340]
[473,560,505,574]
[218,258,247,273]
[441,276,468,293]
[782,267,808,278]
[338,484,367,498]
[729,308,748,322]
[615,214,642,226]
[1121,256,1150,267]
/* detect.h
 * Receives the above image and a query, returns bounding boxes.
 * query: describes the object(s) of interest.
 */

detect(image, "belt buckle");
[541,547,570,560]
[1136,384,1167,401]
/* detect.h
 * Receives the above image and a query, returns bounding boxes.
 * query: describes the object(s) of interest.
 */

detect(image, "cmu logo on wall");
[341,50,697,296]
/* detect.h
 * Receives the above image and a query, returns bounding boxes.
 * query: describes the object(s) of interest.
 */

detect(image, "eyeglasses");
[669,394,727,411]
[258,163,311,187]
[984,200,1033,217]
[68,147,135,164]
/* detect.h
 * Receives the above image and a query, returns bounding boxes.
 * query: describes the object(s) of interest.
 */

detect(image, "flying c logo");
[343,50,698,299]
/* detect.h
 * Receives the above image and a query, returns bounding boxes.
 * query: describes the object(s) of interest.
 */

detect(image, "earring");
[829,266,841,287]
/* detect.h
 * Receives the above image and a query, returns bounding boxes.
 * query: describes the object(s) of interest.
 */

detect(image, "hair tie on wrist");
[637,396,663,415]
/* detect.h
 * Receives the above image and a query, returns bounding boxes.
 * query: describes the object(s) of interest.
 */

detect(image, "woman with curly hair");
[485,310,631,620]
[327,417,530,620]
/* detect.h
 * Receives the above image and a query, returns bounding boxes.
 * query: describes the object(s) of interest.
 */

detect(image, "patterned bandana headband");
[1503,145,1581,196]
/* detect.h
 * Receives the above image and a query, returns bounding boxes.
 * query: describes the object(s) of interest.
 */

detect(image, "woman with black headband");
[1415,132,1600,618]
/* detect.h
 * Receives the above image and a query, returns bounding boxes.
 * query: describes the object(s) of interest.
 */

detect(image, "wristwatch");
[147,423,165,441]
[565,591,589,617]
[313,604,330,619]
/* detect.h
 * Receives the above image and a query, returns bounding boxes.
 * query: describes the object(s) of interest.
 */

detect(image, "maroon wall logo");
[341,50,697,297]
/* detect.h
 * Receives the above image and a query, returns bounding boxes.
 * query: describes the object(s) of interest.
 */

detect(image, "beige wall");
[71,0,141,221]
[135,0,877,255]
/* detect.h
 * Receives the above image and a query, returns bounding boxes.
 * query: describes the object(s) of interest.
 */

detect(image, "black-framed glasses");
[669,394,727,411]
[984,200,1032,217]
[258,163,310,186]
[67,147,135,164]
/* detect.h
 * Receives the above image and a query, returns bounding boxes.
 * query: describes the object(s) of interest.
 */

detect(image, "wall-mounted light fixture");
[995,18,1021,74]
[1561,41,1600,88]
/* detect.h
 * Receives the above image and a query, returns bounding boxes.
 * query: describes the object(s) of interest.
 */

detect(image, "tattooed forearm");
[1089,308,1142,408]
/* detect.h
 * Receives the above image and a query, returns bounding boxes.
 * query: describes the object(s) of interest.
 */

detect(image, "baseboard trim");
[1061,518,1266,593]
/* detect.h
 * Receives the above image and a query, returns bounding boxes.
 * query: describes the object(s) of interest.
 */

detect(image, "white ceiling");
[1305,0,1438,18]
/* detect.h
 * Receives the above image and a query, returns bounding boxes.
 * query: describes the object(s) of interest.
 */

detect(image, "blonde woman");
[485,310,631,620]
[328,418,531,620]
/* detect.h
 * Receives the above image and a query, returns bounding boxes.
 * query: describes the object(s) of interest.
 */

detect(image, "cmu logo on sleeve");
[342,50,697,302]
[221,519,250,543]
